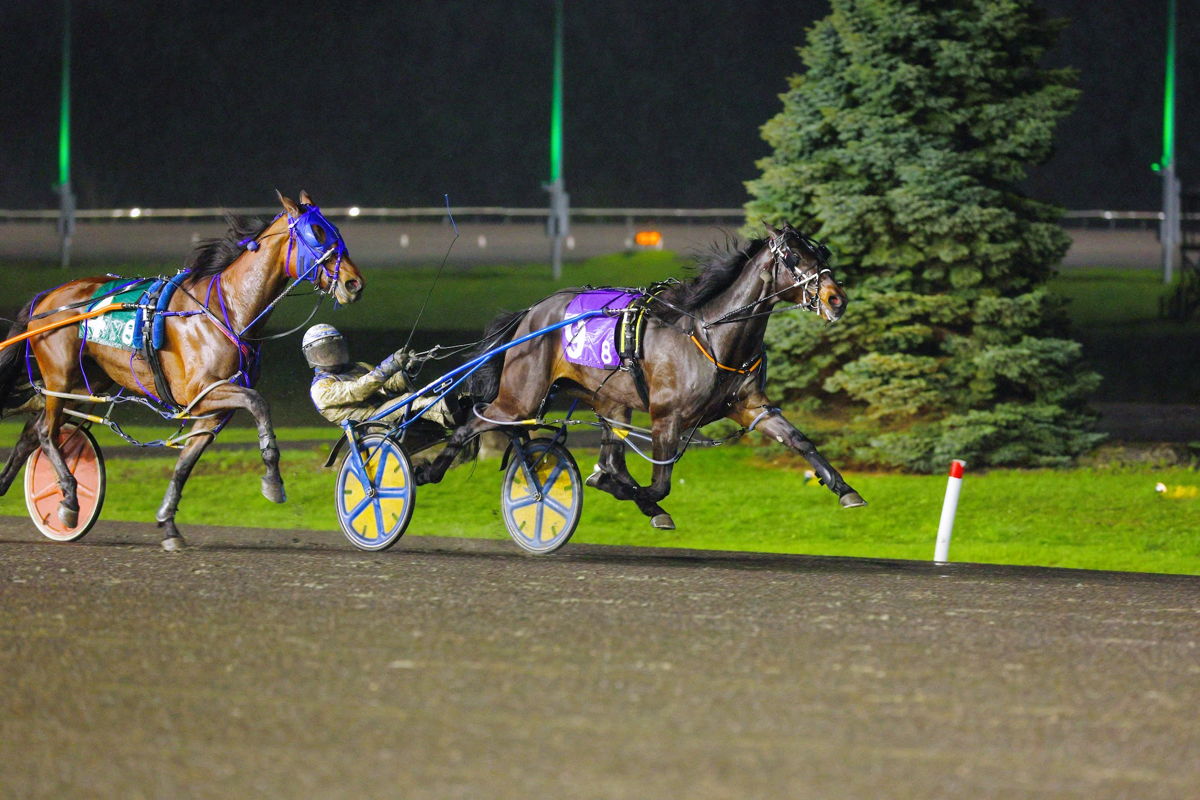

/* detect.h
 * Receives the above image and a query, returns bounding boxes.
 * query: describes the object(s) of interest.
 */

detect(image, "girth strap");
[616,284,671,408]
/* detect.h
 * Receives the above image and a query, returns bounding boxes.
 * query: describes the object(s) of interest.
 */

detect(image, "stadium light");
[57,0,75,268]
[1159,0,1180,284]
[543,0,569,280]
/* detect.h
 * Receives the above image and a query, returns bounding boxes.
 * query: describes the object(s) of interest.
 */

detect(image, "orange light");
[634,230,662,247]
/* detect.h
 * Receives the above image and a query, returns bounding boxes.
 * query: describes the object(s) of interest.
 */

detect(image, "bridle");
[239,204,347,297]
[767,230,832,315]
[701,228,836,329]
[233,204,352,339]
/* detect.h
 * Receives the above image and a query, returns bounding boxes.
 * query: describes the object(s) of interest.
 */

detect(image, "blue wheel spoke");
[374,447,394,485]
[538,461,566,492]
[346,495,373,524]
[377,487,410,499]
[542,496,573,517]
[372,498,385,538]
[507,495,541,511]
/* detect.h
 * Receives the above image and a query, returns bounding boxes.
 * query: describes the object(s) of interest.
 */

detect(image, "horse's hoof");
[651,513,675,530]
[58,504,79,529]
[585,470,604,489]
[839,491,867,508]
[161,535,186,552]
[261,477,287,504]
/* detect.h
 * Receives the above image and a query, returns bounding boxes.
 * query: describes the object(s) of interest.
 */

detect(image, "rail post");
[934,460,966,563]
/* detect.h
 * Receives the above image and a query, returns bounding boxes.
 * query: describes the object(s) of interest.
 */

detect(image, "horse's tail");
[0,302,33,410]
[464,309,530,404]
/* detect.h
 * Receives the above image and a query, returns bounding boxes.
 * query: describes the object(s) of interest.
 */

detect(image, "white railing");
[0,206,1170,229]
[0,206,747,221]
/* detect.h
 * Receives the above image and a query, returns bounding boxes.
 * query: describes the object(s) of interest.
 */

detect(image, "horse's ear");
[762,220,782,237]
[299,189,314,207]
[277,189,301,217]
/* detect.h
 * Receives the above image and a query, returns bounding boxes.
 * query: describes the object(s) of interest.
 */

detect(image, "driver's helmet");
[302,323,349,370]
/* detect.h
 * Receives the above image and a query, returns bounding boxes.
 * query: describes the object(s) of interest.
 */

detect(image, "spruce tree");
[745,0,1103,471]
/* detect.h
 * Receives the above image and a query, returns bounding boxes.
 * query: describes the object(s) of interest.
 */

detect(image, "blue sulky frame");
[331,311,602,553]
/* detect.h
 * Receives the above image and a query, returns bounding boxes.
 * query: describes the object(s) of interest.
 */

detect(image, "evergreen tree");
[745,0,1103,471]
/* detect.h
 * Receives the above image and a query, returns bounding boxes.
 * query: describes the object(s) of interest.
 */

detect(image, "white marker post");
[934,460,966,563]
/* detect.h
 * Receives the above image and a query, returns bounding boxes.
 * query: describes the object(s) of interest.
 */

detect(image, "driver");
[303,324,456,427]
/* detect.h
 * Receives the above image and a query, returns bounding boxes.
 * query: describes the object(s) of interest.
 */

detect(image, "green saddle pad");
[80,279,151,351]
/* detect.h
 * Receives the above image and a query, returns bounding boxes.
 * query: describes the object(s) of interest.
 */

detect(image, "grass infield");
[0,427,1196,575]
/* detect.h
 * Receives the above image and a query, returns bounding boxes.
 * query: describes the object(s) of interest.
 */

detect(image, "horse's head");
[276,191,364,305]
[763,223,846,322]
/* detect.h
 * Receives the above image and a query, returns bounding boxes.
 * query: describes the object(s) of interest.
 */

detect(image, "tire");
[24,423,106,542]
[500,438,582,554]
[335,433,415,551]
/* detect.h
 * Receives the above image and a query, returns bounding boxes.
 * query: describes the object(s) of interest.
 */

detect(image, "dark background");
[1,0,1194,211]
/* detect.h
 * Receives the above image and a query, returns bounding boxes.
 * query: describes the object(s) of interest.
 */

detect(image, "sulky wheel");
[24,423,106,542]
[335,432,415,551]
[501,437,583,554]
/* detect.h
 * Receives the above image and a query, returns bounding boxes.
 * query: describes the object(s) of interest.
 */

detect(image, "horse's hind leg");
[632,414,685,529]
[0,416,42,496]
[155,417,223,551]
[192,384,286,504]
[36,395,79,528]
[415,395,530,485]
[583,409,675,527]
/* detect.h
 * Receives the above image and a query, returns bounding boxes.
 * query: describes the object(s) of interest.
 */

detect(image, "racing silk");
[310,362,451,426]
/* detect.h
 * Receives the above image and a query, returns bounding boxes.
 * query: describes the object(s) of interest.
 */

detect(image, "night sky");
[1,0,1195,212]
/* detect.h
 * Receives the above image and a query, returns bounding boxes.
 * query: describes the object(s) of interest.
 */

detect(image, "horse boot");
[839,490,867,508]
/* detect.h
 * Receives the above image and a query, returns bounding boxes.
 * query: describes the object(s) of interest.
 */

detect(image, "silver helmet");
[301,324,349,369]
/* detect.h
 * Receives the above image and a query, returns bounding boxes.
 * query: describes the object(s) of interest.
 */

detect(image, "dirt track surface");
[1,517,1198,799]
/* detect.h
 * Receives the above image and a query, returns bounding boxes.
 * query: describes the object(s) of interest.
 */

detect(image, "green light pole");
[1157,0,1179,284]
[543,0,569,280]
[57,0,75,268]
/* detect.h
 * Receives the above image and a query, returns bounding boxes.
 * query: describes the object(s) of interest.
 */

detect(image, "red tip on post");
[948,460,966,479]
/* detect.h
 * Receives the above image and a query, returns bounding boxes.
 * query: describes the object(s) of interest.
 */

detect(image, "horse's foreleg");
[155,418,223,551]
[0,416,42,496]
[731,404,866,508]
[36,396,79,527]
[193,385,285,504]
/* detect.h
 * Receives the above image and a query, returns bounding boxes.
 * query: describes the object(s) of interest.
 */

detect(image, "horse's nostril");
[345,279,361,293]
[830,295,842,306]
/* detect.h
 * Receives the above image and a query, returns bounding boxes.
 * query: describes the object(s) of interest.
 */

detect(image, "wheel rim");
[24,424,106,542]
[501,440,582,554]
[335,433,414,551]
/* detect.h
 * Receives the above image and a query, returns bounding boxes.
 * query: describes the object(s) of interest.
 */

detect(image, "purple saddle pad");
[562,290,639,368]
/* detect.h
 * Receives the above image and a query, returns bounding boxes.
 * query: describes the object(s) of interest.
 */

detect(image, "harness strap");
[688,334,763,375]
[0,305,137,351]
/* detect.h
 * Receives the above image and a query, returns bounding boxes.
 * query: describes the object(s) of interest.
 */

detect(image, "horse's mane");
[653,236,767,323]
[183,214,270,280]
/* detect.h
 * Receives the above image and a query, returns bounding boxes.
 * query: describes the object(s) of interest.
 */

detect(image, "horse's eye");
[312,225,327,245]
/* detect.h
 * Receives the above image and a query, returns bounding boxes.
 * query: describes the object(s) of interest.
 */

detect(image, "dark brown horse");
[0,191,364,549]
[416,224,865,528]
